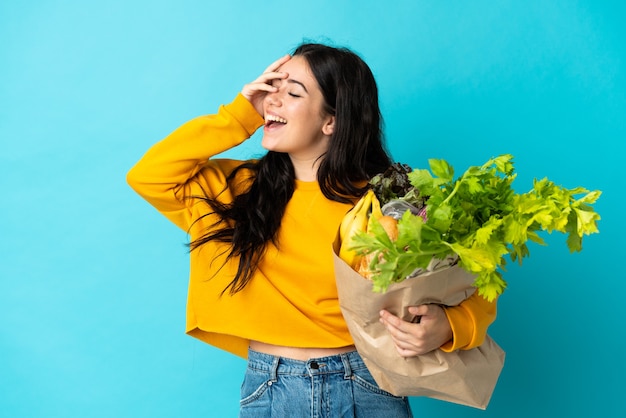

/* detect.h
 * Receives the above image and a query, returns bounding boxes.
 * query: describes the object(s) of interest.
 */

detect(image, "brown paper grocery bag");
[332,246,505,409]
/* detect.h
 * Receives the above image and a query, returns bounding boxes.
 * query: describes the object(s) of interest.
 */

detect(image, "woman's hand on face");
[241,54,291,115]
[379,304,453,358]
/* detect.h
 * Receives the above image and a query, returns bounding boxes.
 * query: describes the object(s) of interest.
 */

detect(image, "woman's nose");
[265,89,282,106]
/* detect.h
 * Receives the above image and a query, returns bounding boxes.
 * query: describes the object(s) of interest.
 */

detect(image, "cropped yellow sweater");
[127,94,496,359]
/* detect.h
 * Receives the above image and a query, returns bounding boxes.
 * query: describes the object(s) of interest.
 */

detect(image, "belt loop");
[340,352,352,379]
[269,355,280,383]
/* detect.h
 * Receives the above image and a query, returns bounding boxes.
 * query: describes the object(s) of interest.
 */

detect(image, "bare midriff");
[249,340,357,361]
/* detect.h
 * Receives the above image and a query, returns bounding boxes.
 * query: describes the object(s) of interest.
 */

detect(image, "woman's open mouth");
[265,114,288,129]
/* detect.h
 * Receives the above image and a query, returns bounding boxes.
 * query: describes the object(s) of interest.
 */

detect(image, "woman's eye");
[288,92,301,98]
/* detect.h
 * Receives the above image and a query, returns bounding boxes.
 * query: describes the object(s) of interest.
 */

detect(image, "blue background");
[1,1,624,416]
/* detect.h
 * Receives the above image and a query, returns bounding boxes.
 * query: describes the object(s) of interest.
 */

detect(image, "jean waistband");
[247,348,367,379]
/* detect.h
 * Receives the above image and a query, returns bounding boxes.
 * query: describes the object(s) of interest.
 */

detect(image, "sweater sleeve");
[126,94,265,231]
[440,291,498,352]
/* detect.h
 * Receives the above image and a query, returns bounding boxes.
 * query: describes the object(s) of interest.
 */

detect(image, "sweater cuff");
[440,291,498,352]
[223,94,265,136]
[440,303,474,352]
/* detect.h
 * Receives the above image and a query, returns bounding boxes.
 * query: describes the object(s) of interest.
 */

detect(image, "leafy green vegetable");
[369,162,427,209]
[350,154,602,301]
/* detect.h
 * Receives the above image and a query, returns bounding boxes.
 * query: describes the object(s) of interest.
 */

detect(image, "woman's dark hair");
[189,42,392,295]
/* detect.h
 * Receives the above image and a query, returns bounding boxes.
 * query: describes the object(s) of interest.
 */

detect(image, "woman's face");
[261,56,335,162]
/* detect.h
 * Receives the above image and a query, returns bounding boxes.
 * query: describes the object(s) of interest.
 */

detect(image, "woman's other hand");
[379,305,453,357]
[241,54,291,115]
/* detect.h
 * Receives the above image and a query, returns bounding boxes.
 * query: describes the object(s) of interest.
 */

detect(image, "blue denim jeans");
[239,349,413,418]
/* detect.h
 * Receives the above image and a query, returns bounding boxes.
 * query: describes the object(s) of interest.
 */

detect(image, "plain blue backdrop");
[1,1,624,417]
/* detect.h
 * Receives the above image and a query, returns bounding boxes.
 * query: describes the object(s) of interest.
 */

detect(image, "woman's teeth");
[265,115,287,124]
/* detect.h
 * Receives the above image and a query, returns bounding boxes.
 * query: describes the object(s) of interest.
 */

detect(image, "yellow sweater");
[127,94,496,358]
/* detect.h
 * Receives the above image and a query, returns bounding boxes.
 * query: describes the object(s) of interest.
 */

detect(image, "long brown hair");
[189,43,392,295]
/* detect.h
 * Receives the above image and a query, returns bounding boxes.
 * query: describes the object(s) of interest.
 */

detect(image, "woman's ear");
[322,115,335,136]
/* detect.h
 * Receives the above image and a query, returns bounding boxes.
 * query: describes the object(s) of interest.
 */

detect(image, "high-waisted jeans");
[239,349,413,418]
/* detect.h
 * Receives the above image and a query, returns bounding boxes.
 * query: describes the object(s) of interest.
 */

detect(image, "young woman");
[127,43,496,417]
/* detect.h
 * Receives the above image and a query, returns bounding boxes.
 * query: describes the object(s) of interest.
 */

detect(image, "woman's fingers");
[379,306,452,357]
[241,54,291,114]
[262,53,291,73]
[379,309,417,334]
[248,53,291,93]
[241,77,277,97]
